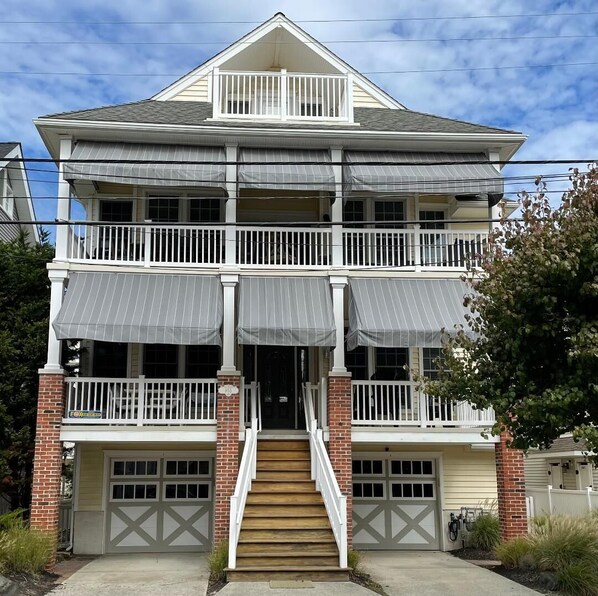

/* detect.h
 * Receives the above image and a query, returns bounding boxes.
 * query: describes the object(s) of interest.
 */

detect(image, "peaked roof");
[0,142,19,159]
[151,12,404,110]
[39,100,520,135]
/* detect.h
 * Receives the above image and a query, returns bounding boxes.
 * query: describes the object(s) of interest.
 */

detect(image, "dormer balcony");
[213,69,352,122]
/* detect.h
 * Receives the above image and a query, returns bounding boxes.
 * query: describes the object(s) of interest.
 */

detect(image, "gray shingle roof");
[547,436,590,454]
[39,101,520,135]
[0,142,19,159]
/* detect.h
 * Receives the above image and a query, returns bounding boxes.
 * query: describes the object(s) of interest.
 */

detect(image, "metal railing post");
[143,221,152,267]
[280,69,287,120]
[137,376,145,426]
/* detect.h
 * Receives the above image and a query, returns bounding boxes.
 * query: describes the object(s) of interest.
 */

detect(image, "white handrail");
[303,382,348,569]
[228,381,260,569]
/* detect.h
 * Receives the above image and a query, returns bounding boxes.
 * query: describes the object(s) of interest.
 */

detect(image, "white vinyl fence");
[527,486,598,518]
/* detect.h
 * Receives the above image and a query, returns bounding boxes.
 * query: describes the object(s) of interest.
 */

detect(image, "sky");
[1,0,596,235]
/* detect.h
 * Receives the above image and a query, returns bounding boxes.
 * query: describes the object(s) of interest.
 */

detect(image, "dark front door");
[257,346,297,429]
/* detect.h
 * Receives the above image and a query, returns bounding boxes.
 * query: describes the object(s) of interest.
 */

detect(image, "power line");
[4,11,598,25]
[2,34,596,45]
[2,62,596,77]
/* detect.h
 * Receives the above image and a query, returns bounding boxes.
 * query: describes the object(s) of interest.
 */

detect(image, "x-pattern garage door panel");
[353,457,439,550]
[106,456,213,553]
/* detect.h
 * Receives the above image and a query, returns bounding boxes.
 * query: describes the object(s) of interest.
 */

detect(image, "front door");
[257,346,297,429]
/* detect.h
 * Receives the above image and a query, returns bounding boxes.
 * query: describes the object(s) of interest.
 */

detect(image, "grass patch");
[494,536,534,569]
[207,539,228,582]
[467,514,500,551]
[347,548,361,571]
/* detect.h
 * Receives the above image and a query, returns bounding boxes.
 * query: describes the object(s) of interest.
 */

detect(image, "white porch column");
[225,144,238,265]
[488,149,502,232]
[330,275,347,373]
[330,147,343,267]
[44,269,68,372]
[55,137,72,261]
[220,273,239,373]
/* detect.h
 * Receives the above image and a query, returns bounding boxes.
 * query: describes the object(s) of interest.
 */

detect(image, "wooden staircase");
[227,439,349,582]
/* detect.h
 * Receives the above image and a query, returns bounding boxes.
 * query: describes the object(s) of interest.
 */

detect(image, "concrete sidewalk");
[363,551,539,596]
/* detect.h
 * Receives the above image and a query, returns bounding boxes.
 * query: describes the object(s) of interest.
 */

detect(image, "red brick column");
[30,370,65,566]
[214,371,241,546]
[495,432,528,541]
[327,371,353,548]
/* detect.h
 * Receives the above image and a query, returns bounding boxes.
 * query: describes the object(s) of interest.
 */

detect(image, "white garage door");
[352,457,440,550]
[106,456,213,553]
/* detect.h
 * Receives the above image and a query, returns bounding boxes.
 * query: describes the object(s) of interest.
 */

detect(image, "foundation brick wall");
[327,372,353,548]
[214,372,241,546]
[30,371,66,566]
[495,432,528,541]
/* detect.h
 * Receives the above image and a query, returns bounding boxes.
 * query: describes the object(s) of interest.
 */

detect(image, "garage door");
[352,457,439,550]
[106,456,213,553]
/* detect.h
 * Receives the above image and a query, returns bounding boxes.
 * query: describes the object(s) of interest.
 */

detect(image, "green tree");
[0,231,54,510]
[424,166,598,457]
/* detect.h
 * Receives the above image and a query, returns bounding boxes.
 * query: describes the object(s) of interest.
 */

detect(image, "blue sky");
[1,0,596,237]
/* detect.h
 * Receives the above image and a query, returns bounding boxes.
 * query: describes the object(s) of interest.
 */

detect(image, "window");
[186,346,220,378]
[93,341,128,377]
[419,210,446,230]
[100,201,133,222]
[189,198,221,223]
[422,348,446,381]
[148,197,179,222]
[346,345,368,380]
[164,459,210,477]
[374,201,404,227]
[353,482,385,498]
[164,482,210,500]
[143,344,178,378]
[352,459,384,475]
[374,348,409,381]
[111,483,158,501]
[300,103,323,117]
[390,459,434,476]
[344,200,365,224]
[391,482,435,499]
[112,459,159,477]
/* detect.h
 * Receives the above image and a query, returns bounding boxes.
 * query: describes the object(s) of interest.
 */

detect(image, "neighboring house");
[30,13,529,575]
[0,142,39,244]
[526,436,596,491]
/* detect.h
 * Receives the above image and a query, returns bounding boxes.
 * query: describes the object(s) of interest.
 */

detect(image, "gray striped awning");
[344,151,503,195]
[347,278,474,349]
[53,272,222,345]
[238,277,335,346]
[64,141,226,188]
[238,148,335,191]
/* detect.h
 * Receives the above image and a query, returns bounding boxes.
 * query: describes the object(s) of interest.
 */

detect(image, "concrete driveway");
[363,551,539,596]
[50,553,210,596]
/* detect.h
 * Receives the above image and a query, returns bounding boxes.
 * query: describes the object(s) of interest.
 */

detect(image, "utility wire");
[4,11,598,24]
[3,62,596,77]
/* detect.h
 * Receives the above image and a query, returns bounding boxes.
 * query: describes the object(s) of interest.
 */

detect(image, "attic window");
[227,100,251,115]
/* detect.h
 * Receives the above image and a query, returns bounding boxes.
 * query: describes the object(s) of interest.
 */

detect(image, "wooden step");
[258,440,309,451]
[256,470,312,480]
[251,480,316,493]
[243,504,327,517]
[239,529,335,542]
[237,541,338,555]
[227,567,349,582]
[257,451,310,461]
[242,516,331,530]
[246,492,323,505]
[236,554,339,567]
[257,460,311,471]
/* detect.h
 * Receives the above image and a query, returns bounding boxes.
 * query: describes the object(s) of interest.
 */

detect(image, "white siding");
[352,82,386,109]
[525,457,548,489]
[171,76,210,102]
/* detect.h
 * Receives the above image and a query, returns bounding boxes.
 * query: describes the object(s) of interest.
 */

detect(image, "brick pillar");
[30,370,65,567]
[214,371,241,546]
[495,432,527,541]
[327,371,353,548]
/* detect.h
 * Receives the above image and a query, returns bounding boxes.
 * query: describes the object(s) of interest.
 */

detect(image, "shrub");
[555,561,598,596]
[495,536,534,569]
[208,540,229,581]
[0,525,54,574]
[347,548,361,571]
[467,514,500,551]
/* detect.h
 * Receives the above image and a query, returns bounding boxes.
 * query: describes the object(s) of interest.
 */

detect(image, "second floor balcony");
[66,222,489,270]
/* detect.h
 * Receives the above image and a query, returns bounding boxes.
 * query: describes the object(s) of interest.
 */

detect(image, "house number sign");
[218,384,240,397]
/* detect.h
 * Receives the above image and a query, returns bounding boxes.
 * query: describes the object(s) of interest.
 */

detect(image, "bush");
[495,536,534,569]
[556,562,598,596]
[0,526,54,575]
[347,548,361,571]
[208,540,229,581]
[467,514,500,551]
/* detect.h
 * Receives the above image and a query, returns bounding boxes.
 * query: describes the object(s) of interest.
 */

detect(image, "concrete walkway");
[49,551,540,596]
[49,553,210,596]
[363,551,539,596]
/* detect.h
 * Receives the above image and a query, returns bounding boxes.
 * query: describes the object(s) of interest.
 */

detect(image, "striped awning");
[53,272,222,345]
[344,151,503,195]
[347,278,474,349]
[64,141,226,188]
[237,277,335,346]
[238,148,335,191]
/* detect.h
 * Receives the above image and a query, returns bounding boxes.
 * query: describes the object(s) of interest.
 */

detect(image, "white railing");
[67,223,225,267]
[351,380,495,428]
[343,228,489,269]
[215,70,350,121]
[527,486,598,517]
[64,376,218,425]
[303,383,348,569]
[229,381,261,569]
[237,226,331,268]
